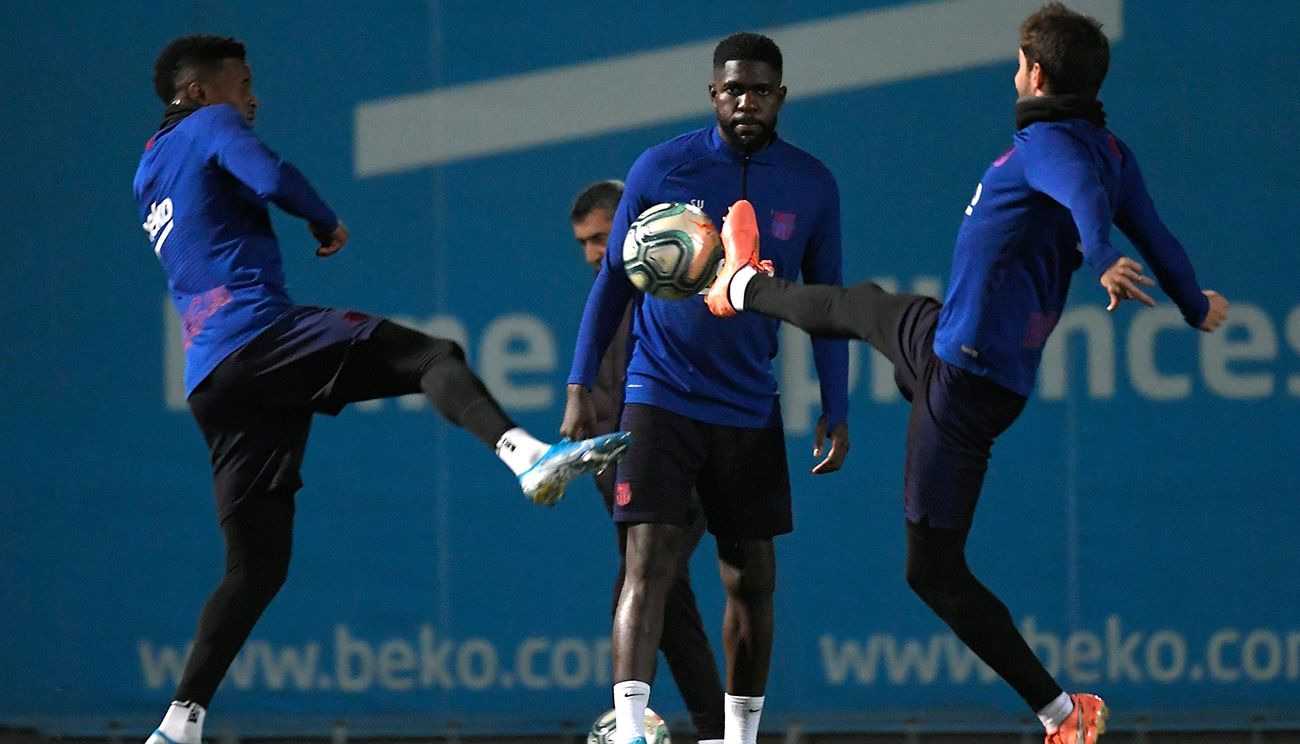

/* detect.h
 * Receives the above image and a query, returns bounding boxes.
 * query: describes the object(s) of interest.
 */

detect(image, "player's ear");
[708,83,717,100]
[179,78,205,105]
[1031,62,1047,94]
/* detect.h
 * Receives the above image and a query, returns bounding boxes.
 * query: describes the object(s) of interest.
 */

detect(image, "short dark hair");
[570,180,624,223]
[1019,3,1109,97]
[152,35,246,104]
[712,32,783,75]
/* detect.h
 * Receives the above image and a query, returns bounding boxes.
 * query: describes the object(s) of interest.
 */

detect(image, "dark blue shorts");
[188,306,391,522]
[889,300,1028,531]
[614,403,791,540]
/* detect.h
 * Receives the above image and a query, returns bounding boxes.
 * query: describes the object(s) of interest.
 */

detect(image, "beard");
[721,114,778,153]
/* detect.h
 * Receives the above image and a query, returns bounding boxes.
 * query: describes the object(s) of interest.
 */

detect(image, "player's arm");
[1023,129,1152,309]
[560,162,647,439]
[800,175,850,474]
[1113,142,1226,331]
[205,104,346,256]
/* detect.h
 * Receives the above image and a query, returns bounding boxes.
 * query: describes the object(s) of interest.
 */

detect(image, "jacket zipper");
[741,153,751,200]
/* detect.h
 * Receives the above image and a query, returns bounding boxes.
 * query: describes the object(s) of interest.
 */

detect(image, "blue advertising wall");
[2,0,1297,736]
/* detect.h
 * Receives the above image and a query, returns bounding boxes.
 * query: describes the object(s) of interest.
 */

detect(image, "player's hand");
[312,220,349,257]
[811,416,850,475]
[1100,256,1156,311]
[1199,289,1229,332]
[560,384,598,440]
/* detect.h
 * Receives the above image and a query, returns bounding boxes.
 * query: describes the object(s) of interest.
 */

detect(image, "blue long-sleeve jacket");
[568,126,849,429]
[935,117,1209,396]
[133,104,338,394]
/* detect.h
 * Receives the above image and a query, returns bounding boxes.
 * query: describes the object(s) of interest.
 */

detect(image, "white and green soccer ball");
[587,706,671,744]
[622,202,724,300]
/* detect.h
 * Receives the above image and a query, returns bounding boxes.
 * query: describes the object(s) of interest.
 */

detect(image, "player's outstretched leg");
[330,319,631,506]
[708,199,920,358]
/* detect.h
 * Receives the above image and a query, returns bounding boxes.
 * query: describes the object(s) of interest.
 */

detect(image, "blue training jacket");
[133,104,338,395]
[935,117,1210,396]
[568,126,849,429]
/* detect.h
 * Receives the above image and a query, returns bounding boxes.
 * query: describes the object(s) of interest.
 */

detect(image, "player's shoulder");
[1016,119,1099,159]
[640,127,712,165]
[772,137,839,189]
[178,103,250,143]
[629,127,713,183]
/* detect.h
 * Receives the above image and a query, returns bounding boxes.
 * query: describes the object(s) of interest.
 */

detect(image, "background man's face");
[572,208,614,271]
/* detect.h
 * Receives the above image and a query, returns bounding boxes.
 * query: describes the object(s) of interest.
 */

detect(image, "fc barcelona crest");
[771,210,796,240]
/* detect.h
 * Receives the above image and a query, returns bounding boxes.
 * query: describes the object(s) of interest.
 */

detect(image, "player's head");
[153,35,258,124]
[1016,3,1109,98]
[570,180,624,271]
[710,32,786,154]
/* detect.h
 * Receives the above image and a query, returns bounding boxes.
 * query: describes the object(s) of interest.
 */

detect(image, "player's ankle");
[1037,690,1073,733]
[613,680,651,743]
[724,693,764,744]
[727,265,759,312]
[496,427,549,476]
[152,700,205,744]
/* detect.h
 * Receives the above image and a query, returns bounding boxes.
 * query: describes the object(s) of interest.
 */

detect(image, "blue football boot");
[519,431,632,506]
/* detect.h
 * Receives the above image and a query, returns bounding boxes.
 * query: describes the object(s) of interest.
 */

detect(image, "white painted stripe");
[354,0,1122,176]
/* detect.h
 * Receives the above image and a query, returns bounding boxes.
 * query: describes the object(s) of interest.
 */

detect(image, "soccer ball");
[587,707,671,744]
[622,202,724,300]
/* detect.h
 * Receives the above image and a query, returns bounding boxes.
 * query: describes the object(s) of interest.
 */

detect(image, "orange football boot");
[1045,693,1108,744]
[706,199,772,317]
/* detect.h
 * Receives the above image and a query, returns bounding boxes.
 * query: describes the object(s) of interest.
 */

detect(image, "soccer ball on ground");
[622,202,724,300]
[587,706,671,744]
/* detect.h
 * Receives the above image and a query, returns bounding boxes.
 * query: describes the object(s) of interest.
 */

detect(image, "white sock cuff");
[725,692,764,706]
[157,700,205,743]
[496,427,550,476]
[614,679,650,699]
[728,265,759,311]
[1037,690,1074,733]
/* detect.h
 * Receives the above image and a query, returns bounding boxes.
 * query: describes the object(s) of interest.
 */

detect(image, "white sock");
[495,427,550,476]
[1038,691,1074,733]
[727,265,759,311]
[724,693,764,744]
[153,700,205,744]
[613,680,651,743]
[699,740,725,744]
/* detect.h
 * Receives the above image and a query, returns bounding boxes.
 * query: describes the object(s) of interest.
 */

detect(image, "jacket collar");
[708,125,781,162]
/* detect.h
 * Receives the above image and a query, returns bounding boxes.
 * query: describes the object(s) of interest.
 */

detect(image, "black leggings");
[176,492,294,707]
[744,276,1063,711]
[328,320,515,449]
[907,520,1062,710]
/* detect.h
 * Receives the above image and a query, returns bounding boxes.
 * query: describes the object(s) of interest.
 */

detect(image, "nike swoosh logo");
[624,691,645,697]
[747,707,761,712]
